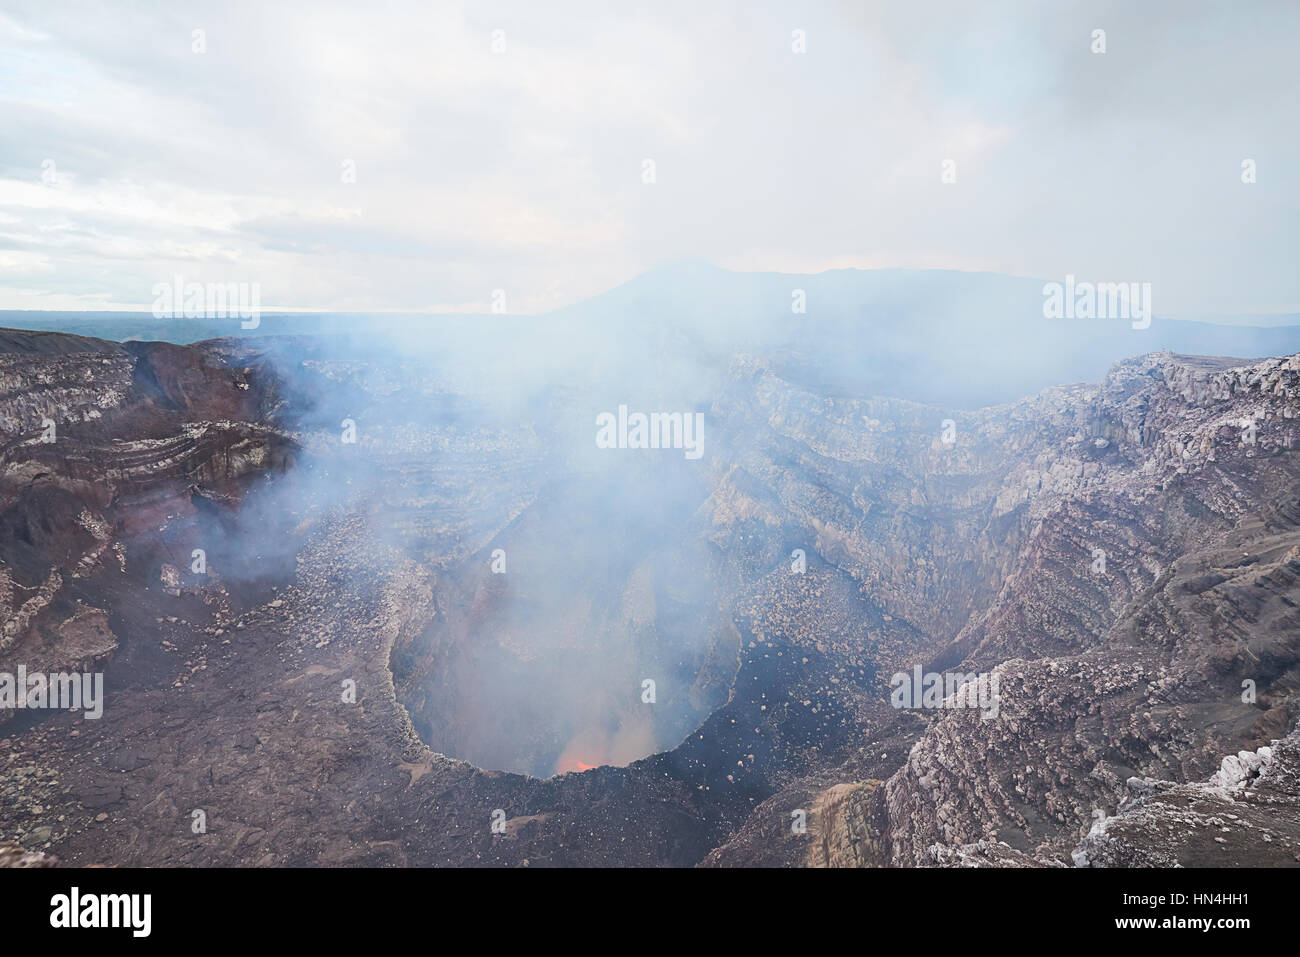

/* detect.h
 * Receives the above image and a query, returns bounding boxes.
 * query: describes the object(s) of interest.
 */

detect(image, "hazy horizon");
[1,261,1299,324]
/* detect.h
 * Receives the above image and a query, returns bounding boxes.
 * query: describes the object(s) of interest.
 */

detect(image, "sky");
[0,0,1297,316]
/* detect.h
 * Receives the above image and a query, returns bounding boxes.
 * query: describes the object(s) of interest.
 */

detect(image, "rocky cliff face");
[703,351,1300,867]
[2,328,1298,868]
[0,334,294,719]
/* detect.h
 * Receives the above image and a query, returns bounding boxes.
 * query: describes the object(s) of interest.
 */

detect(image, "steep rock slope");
[703,353,1300,866]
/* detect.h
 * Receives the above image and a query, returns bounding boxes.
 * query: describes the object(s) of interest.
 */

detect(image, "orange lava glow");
[554,755,600,774]
[554,721,653,776]
[554,730,607,774]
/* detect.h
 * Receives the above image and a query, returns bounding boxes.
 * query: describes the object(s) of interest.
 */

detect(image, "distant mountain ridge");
[5,263,1300,408]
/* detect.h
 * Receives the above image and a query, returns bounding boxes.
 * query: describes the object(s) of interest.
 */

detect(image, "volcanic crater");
[3,330,1300,868]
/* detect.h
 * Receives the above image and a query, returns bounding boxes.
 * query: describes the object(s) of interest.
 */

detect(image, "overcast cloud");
[0,0,1296,315]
